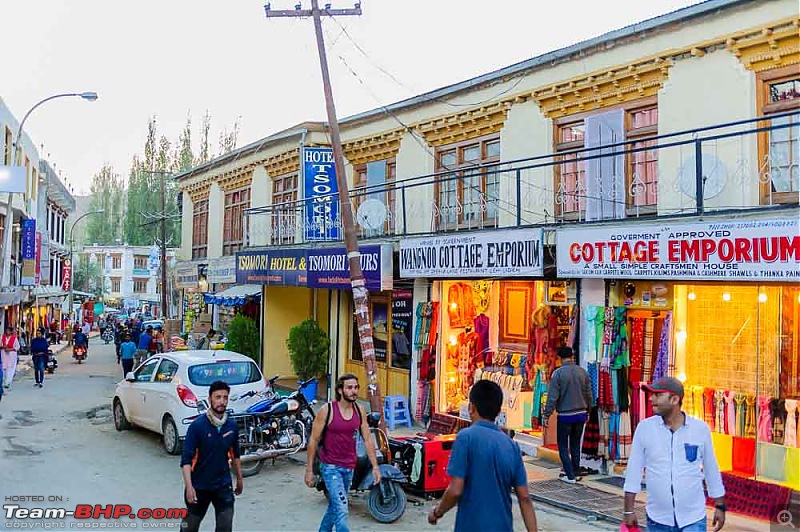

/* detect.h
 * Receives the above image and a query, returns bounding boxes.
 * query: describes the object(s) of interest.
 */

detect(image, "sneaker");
[39,383,43,388]
[575,476,583,482]
[559,476,577,484]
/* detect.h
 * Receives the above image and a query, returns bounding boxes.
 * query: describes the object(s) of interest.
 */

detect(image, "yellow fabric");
[711,432,733,472]
[786,447,800,490]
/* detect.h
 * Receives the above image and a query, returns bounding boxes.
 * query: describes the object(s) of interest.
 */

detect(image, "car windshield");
[187,361,262,386]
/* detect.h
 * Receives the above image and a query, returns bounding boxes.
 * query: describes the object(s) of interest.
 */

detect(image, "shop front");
[204,256,260,332]
[557,217,800,492]
[399,228,565,431]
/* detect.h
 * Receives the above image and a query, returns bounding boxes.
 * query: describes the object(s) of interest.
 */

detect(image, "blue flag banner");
[21,219,36,260]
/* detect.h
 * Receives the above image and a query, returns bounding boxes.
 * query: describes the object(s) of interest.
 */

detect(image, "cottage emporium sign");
[400,229,544,278]
[556,218,800,281]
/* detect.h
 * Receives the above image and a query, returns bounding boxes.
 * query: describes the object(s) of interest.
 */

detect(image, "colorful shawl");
[652,312,671,380]
[641,319,655,382]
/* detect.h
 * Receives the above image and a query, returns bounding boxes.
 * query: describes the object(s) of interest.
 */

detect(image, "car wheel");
[113,399,132,431]
[162,415,182,455]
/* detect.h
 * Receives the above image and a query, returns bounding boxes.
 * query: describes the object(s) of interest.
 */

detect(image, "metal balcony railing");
[244,111,799,247]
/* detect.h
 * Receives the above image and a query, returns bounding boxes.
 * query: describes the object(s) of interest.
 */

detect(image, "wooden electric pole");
[264,1,384,419]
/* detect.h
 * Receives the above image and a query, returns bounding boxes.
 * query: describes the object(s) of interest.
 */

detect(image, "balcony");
[244,112,799,247]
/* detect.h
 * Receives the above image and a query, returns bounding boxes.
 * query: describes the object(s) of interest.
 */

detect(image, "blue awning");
[203,285,262,307]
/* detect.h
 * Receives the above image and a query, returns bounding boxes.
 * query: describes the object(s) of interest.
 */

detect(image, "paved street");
[1,338,616,531]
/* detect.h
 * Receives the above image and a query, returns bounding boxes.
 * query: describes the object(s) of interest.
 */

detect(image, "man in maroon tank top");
[305,373,382,531]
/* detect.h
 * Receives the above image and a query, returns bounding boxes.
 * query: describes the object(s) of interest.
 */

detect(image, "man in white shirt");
[623,377,726,532]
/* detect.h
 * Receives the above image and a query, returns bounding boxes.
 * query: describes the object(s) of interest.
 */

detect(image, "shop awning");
[32,286,67,298]
[0,289,24,308]
[204,285,262,307]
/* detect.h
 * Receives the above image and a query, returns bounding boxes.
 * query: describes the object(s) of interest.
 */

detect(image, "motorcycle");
[315,411,408,524]
[101,328,114,344]
[199,377,316,478]
[73,345,87,364]
[45,349,58,374]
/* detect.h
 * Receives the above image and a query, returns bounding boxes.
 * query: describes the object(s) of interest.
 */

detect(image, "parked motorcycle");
[198,377,316,478]
[315,411,408,523]
[73,345,87,364]
[45,349,58,374]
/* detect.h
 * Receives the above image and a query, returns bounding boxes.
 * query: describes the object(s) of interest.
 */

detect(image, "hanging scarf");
[757,396,772,443]
[744,395,757,439]
[693,386,706,420]
[771,398,786,445]
[206,410,228,428]
[610,307,629,369]
[703,388,716,430]
[587,362,599,401]
[784,399,797,448]
[641,319,655,382]
[724,390,737,436]
[602,307,614,346]
[714,390,726,434]
[734,393,747,438]
[652,313,671,380]
[617,411,632,465]
[598,410,611,460]
[582,406,600,458]
[628,318,644,384]
[629,382,642,431]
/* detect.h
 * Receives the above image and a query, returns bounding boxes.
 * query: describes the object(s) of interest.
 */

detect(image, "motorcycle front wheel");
[240,458,264,478]
[366,480,406,523]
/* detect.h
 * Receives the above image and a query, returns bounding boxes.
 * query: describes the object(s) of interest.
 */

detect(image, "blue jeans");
[556,419,584,479]
[319,462,354,532]
[33,354,47,384]
[647,516,707,532]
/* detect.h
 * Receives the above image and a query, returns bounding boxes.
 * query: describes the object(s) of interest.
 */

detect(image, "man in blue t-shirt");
[119,334,137,378]
[428,380,538,532]
[180,381,243,532]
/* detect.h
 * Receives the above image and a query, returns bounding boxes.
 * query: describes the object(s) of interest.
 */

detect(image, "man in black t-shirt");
[180,381,243,532]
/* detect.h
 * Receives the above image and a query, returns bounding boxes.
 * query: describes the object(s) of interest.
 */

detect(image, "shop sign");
[391,289,414,369]
[61,259,72,292]
[303,147,341,241]
[34,232,42,284]
[306,244,393,291]
[556,218,800,281]
[207,256,237,284]
[399,228,544,278]
[175,262,199,289]
[21,219,36,260]
[236,249,307,286]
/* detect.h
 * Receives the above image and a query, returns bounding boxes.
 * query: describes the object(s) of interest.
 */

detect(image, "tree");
[198,110,212,164]
[225,314,260,363]
[218,116,241,155]
[286,318,330,380]
[73,259,103,295]
[85,164,125,246]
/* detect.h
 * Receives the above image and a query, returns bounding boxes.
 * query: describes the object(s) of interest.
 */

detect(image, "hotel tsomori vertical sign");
[400,228,544,278]
[556,218,800,281]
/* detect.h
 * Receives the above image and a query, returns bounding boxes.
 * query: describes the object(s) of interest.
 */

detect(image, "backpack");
[313,402,363,474]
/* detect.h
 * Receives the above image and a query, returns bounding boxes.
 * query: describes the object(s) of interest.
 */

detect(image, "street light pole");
[67,209,104,337]
[2,92,98,291]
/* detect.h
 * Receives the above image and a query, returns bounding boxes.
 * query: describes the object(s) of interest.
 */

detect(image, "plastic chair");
[384,395,412,430]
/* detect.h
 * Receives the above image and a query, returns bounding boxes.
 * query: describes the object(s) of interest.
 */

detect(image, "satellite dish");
[357,198,387,231]
[678,152,727,200]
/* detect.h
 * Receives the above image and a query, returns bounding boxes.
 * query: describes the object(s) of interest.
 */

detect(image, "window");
[353,159,396,235]
[154,359,179,383]
[4,127,11,165]
[192,199,209,259]
[134,280,147,293]
[271,173,298,245]
[187,361,262,386]
[135,358,159,382]
[223,187,250,255]
[111,278,121,292]
[134,256,148,270]
[758,67,800,205]
[112,254,122,269]
[435,135,501,230]
[554,98,659,219]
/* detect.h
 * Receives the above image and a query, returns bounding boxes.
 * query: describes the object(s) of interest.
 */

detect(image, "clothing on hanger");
[744,395,757,439]
[715,390,726,434]
[447,282,476,328]
[641,319,655,382]
[703,388,716,430]
[735,393,747,438]
[618,411,632,465]
[771,398,786,445]
[582,406,601,458]
[628,318,644,384]
[724,390,736,437]
[610,307,629,370]
[757,396,772,443]
[785,399,798,448]
[652,312,671,380]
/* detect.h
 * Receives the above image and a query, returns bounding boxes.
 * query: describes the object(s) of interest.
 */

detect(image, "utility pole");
[264,1,384,419]
[140,170,179,320]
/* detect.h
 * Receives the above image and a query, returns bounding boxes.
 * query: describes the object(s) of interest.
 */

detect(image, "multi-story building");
[78,245,178,316]
[175,0,798,493]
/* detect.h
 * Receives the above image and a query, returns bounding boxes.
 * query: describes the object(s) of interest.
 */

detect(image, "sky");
[1,0,704,195]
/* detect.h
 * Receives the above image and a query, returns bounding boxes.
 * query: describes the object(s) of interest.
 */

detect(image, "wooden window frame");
[134,256,148,270]
[271,173,298,245]
[192,199,209,259]
[112,254,122,270]
[223,186,250,256]
[757,66,800,206]
[111,278,121,293]
[352,159,397,234]
[133,279,148,293]
[553,96,659,220]
[434,134,501,230]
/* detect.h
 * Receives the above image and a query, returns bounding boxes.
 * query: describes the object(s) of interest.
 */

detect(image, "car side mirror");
[125,372,136,382]
[367,412,381,428]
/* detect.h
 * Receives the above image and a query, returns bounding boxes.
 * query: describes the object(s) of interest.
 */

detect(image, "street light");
[67,209,104,338]
[1,91,99,290]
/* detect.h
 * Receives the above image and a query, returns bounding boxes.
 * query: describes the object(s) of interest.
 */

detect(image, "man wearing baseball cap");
[623,377,726,532]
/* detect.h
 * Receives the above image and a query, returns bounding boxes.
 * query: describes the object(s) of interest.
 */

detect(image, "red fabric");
[628,318,644,384]
[703,388,716,431]
[731,436,755,476]
[598,368,615,410]
[706,471,792,520]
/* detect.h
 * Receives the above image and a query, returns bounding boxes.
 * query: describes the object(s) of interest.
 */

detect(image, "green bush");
[226,314,260,363]
[286,318,330,381]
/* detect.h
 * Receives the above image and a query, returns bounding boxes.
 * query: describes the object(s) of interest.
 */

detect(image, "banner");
[307,245,393,291]
[175,262,199,289]
[21,219,36,260]
[556,218,800,281]
[236,249,307,286]
[303,147,341,241]
[390,289,414,369]
[39,232,50,285]
[34,232,42,284]
[400,228,544,278]
[207,256,237,284]
[61,259,72,292]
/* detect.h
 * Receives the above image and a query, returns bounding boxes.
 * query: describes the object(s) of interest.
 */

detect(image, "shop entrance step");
[528,478,645,524]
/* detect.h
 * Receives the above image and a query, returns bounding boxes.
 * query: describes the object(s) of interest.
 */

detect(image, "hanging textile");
[652,312,671,380]
[757,396,773,443]
[693,386,706,420]
[609,412,620,462]
[616,367,630,411]
[715,390,726,434]
[598,367,615,410]
[744,395,757,439]
[603,307,614,345]
[587,362,599,400]
[725,390,737,437]
[772,398,786,445]
[785,399,798,448]
[416,380,431,422]
[447,282,476,328]
[630,382,643,431]
[628,318,644,384]
[582,406,601,458]
[610,307,629,369]
[598,410,611,460]
[617,411,632,465]
[474,314,490,367]
[641,319,655,382]
[735,393,747,438]
[583,305,604,364]
[703,388,716,430]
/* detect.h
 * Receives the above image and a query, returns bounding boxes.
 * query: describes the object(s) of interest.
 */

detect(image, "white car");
[112,350,268,455]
